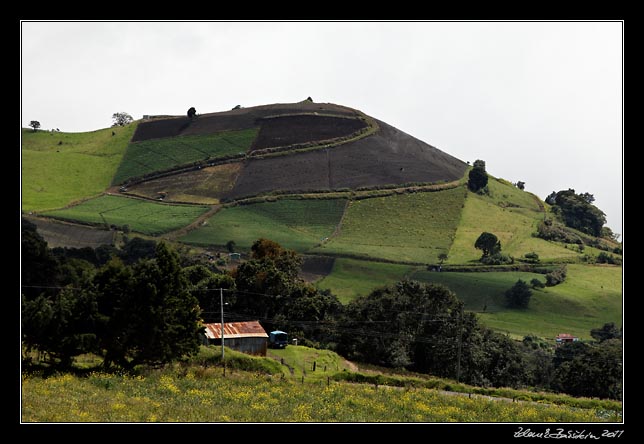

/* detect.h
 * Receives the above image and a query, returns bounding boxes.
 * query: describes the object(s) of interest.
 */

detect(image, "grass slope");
[22,125,136,212]
[315,258,417,304]
[180,198,347,252]
[448,178,578,263]
[112,128,258,184]
[42,195,210,236]
[315,187,467,263]
[411,264,622,340]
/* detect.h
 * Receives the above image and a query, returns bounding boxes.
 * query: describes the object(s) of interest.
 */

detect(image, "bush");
[530,278,545,289]
[480,252,514,265]
[505,279,532,308]
[523,252,540,263]
[545,265,567,286]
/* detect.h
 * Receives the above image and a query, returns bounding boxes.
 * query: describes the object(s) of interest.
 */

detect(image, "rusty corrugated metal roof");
[203,320,269,340]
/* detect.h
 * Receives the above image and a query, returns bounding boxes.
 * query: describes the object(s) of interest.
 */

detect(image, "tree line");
[21,219,621,399]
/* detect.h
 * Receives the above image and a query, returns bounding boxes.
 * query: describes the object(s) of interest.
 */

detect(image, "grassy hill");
[21,100,622,343]
[21,124,136,212]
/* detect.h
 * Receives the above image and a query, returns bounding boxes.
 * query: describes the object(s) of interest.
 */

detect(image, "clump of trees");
[187,107,197,119]
[468,159,488,193]
[112,112,133,127]
[545,189,607,237]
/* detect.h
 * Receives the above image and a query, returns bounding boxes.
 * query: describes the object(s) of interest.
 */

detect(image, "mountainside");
[21,99,622,341]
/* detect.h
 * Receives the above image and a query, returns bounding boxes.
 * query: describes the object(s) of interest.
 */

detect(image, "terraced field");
[42,195,210,236]
[112,128,258,185]
[180,198,348,252]
[315,187,467,263]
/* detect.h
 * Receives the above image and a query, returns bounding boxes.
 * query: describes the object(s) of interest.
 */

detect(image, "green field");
[22,125,136,212]
[42,195,210,236]
[448,178,578,263]
[315,258,417,304]
[112,128,258,184]
[411,264,622,340]
[180,198,347,252]
[315,187,467,263]
[21,365,614,422]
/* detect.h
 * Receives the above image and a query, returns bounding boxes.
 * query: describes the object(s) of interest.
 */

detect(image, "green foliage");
[553,337,622,400]
[596,251,621,265]
[112,128,258,184]
[467,159,488,192]
[590,322,622,342]
[548,189,607,237]
[505,279,532,309]
[336,280,529,388]
[93,242,202,368]
[475,232,501,257]
[232,239,342,343]
[480,252,514,265]
[523,251,540,263]
[29,120,41,131]
[42,195,210,235]
[530,278,545,289]
[545,265,567,286]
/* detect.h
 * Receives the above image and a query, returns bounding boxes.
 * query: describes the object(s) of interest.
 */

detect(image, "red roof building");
[202,320,269,356]
[555,333,579,345]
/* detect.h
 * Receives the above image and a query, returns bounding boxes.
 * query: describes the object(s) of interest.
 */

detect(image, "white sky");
[20,21,623,236]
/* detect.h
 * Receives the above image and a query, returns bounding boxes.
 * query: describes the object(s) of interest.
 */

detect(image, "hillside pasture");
[315,187,467,263]
[112,128,258,185]
[125,162,242,204]
[411,264,622,340]
[448,178,578,263]
[41,195,210,236]
[180,198,347,252]
[22,125,136,212]
[315,258,416,304]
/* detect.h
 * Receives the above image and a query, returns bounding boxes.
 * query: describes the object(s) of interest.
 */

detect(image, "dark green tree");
[93,243,202,368]
[553,338,622,400]
[590,322,622,342]
[226,240,236,253]
[505,279,532,309]
[187,107,197,119]
[468,160,488,192]
[29,120,41,131]
[438,252,448,264]
[474,232,501,258]
[516,181,525,190]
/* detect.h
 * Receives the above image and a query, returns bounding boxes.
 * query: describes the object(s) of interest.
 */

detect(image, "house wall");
[208,337,268,357]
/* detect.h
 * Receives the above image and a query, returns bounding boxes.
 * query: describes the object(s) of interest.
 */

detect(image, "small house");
[202,320,268,356]
[555,333,579,345]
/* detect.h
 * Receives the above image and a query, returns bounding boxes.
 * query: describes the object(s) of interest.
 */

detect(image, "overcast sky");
[20,21,623,236]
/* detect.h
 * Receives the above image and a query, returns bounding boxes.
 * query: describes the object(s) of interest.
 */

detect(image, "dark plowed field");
[26,217,115,248]
[225,120,467,199]
[251,115,368,151]
[132,102,360,142]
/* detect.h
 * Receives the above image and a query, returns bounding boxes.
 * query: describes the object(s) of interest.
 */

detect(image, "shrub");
[530,278,545,289]
[505,279,532,308]
[545,265,567,286]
